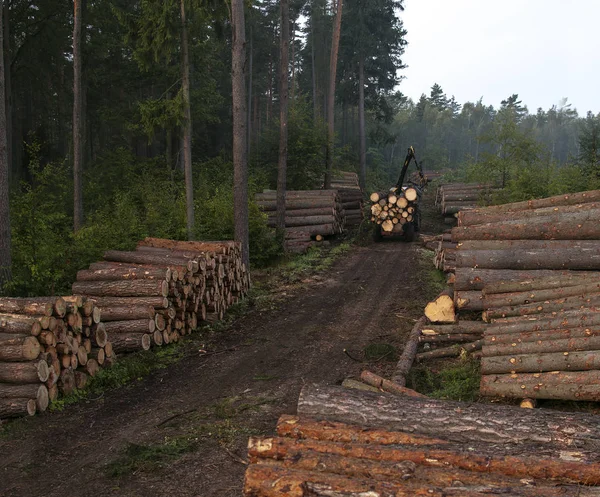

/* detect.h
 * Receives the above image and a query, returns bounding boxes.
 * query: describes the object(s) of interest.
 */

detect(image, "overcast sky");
[398,0,600,115]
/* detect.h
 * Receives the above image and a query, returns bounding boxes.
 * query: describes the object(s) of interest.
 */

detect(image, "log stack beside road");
[435,183,497,218]
[329,172,364,228]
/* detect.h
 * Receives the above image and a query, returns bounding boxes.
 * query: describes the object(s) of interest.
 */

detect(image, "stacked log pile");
[0,296,108,418]
[244,384,600,496]
[435,183,496,218]
[432,233,458,272]
[73,238,250,353]
[330,172,363,228]
[255,190,345,253]
[368,186,421,234]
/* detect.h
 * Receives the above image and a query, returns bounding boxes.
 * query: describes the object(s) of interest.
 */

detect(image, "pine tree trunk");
[0,1,9,288]
[358,54,366,190]
[324,0,343,189]
[276,0,290,231]
[3,1,10,182]
[73,0,84,231]
[180,0,194,240]
[247,27,253,158]
[311,15,317,122]
[231,0,249,267]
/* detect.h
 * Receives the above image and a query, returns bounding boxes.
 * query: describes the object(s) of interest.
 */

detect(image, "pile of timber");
[368,185,421,234]
[432,232,458,272]
[244,384,600,496]
[329,172,364,228]
[0,296,109,419]
[255,190,345,253]
[435,183,496,218]
[73,238,250,353]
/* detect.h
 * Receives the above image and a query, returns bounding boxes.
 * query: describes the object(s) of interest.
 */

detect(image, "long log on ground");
[0,298,53,317]
[454,291,484,311]
[256,198,339,211]
[137,237,240,255]
[0,314,42,336]
[0,384,49,412]
[0,336,41,361]
[104,319,155,334]
[392,317,426,386]
[486,312,600,334]
[485,272,600,295]
[100,306,154,322]
[458,239,600,251]
[421,322,488,335]
[416,340,483,361]
[283,224,338,236]
[90,296,169,309]
[76,266,172,282]
[455,247,600,270]
[484,297,600,321]
[483,336,600,357]
[0,398,37,418]
[484,282,600,308]
[452,209,600,241]
[72,279,168,298]
[88,261,187,280]
[424,289,455,323]
[297,383,600,450]
[458,202,600,227]
[110,333,151,352]
[419,333,482,343]
[481,372,600,401]
[443,202,479,215]
[0,361,49,383]
[266,207,336,218]
[266,215,339,228]
[102,250,197,272]
[360,370,427,398]
[25,297,67,317]
[454,268,584,291]
[485,327,600,345]
[482,350,600,374]
[465,190,600,214]
[442,192,490,202]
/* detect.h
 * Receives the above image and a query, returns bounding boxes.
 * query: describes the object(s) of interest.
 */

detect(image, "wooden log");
[454,291,484,311]
[454,268,578,291]
[484,297,600,322]
[484,336,600,357]
[455,247,600,271]
[0,398,36,418]
[419,333,482,343]
[267,215,339,228]
[443,202,479,215]
[257,198,339,211]
[88,348,105,365]
[485,327,600,345]
[0,336,41,361]
[486,312,600,335]
[104,319,155,335]
[392,317,426,386]
[76,265,171,282]
[256,190,338,199]
[25,297,67,317]
[482,350,600,374]
[90,323,108,347]
[85,358,100,377]
[0,298,53,317]
[99,305,154,322]
[416,340,483,361]
[0,361,49,383]
[424,289,455,323]
[0,313,42,336]
[360,370,426,398]
[0,384,48,412]
[451,209,600,241]
[72,279,168,298]
[266,207,337,218]
[59,368,75,395]
[74,371,88,390]
[484,272,600,295]
[297,384,600,451]
[90,296,169,309]
[110,333,151,352]
[484,282,600,308]
[421,322,489,335]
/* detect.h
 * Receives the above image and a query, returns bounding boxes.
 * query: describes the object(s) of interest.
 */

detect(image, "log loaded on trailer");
[368,146,425,242]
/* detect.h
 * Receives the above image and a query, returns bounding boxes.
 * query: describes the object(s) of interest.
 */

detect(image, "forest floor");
[0,190,447,497]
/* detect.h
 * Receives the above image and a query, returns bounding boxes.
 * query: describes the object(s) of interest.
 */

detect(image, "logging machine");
[369,146,425,242]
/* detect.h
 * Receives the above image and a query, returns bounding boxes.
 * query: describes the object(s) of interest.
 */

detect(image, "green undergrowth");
[416,247,446,297]
[407,359,481,402]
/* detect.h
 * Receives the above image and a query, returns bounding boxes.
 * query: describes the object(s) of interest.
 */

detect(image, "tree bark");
[0,383,47,411]
[100,305,154,322]
[77,266,171,282]
[484,335,600,357]
[89,296,169,310]
[324,0,343,189]
[454,291,484,311]
[482,350,600,375]
[0,360,49,383]
[454,268,591,291]
[247,26,253,158]
[0,0,9,287]
[297,383,600,450]
[72,279,168,297]
[416,340,483,361]
[485,327,600,346]
[102,250,195,272]
[487,312,600,335]
[469,189,600,214]
[392,316,426,386]
[110,333,151,353]
[358,54,366,190]
[180,0,194,240]
[0,398,36,418]
[484,296,600,322]
[360,370,426,398]
[0,313,42,336]
[484,272,600,295]
[0,336,40,361]
[276,0,289,231]
[0,298,53,316]
[421,322,489,335]
[231,0,249,266]
[484,282,600,308]
[103,319,155,334]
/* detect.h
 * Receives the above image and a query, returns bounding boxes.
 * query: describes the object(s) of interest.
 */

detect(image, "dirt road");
[0,240,435,497]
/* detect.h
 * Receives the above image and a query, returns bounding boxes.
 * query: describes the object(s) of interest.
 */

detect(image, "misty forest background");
[1,0,600,296]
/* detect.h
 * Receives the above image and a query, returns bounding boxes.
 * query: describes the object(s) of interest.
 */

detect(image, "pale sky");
[398,0,600,115]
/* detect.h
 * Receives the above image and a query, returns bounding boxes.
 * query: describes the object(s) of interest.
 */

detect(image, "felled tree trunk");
[481,350,600,374]
[72,279,168,297]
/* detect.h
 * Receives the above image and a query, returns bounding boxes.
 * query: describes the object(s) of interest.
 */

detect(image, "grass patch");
[252,374,279,381]
[416,248,447,297]
[363,343,398,362]
[408,359,480,402]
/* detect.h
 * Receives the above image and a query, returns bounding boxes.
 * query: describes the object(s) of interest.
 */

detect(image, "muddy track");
[0,239,434,497]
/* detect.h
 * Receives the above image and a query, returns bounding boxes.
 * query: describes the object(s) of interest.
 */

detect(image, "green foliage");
[363,343,397,361]
[409,360,481,402]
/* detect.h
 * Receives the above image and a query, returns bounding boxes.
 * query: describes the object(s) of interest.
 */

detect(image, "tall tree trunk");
[324,0,343,189]
[247,27,253,158]
[73,0,84,231]
[166,91,172,174]
[3,1,10,181]
[180,0,194,240]
[311,17,317,123]
[358,54,366,190]
[290,19,296,103]
[0,0,9,288]
[276,0,290,231]
[231,0,249,267]
[267,51,273,127]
